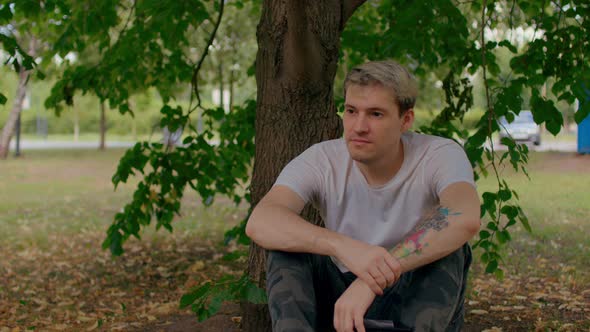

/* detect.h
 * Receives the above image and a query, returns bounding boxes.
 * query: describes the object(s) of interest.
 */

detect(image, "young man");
[246,60,480,332]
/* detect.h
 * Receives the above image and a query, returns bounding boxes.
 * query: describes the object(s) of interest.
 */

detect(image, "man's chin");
[348,151,373,164]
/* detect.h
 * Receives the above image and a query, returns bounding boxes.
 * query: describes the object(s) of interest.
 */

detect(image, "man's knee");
[266,251,313,292]
[375,244,472,331]
[266,251,317,331]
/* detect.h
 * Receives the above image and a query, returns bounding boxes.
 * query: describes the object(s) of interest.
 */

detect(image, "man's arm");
[245,185,339,255]
[246,185,400,295]
[334,181,480,332]
[389,181,481,272]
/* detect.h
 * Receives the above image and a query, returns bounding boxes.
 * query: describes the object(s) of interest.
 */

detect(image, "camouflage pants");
[266,244,472,332]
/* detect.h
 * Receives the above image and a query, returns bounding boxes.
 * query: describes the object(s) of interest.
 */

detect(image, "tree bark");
[218,57,224,109]
[99,102,107,150]
[73,107,80,142]
[0,68,30,159]
[229,62,234,111]
[241,1,366,330]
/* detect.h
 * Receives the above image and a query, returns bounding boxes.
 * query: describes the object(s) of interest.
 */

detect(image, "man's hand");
[333,279,376,332]
[334,238,401,295]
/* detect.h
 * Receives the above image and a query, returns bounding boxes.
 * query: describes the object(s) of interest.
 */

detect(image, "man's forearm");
[246,204,344,256]
[389,205,480,273]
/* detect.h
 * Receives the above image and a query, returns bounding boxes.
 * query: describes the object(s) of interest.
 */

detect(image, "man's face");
[343,83,414,165]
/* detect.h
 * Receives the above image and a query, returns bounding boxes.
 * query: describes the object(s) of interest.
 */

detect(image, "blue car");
[498,110,541,146]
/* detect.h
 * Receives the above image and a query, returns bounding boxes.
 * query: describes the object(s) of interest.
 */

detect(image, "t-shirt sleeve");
[426,141,476,196]
[273,144,325,204]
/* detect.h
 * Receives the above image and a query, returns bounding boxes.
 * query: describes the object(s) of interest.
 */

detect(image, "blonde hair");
[344,60,418,115]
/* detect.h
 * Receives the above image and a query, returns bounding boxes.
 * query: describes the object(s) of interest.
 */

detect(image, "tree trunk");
[219,57,224,109]
[73,107,80,142]
[229,63,234,111]
[0,68,30,159]
[241,1,366,330]
[99,102,106,150]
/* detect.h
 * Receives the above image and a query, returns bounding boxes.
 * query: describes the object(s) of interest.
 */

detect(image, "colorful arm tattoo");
[390,206,461,259]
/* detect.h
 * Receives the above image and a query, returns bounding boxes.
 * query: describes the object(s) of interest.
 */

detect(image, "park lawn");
[0,148,588,331]
[467,152,590,330]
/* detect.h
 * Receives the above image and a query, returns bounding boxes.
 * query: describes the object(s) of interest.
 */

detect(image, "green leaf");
[498,189,512,201]
[0,93,6,105]
[207,291,229,316]
[107,229,123,256]
[221,250,247,262]
[518,209,532,233]
[496,230,511,244]
[180,282,211,309]
[479,230,490,239]
[498,40,517,53]
[485,259,498,273]
[546,120,561,136]
[243,280,267,304]
[481,251,490,263]
[500,205,518,219]
[0,4,13,22]
[500,137,515,147]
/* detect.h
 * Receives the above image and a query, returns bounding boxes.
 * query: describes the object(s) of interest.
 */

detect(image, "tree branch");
[480,0,502,191]
[190,0,225,114]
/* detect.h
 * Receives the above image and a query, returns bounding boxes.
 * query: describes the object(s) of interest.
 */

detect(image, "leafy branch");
[190,0,225,114]
[180,273,266,322]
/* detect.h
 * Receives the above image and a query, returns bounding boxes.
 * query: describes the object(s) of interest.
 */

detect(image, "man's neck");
[356,141,405,187]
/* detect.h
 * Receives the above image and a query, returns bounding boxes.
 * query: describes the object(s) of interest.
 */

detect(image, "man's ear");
[402,109,415,132]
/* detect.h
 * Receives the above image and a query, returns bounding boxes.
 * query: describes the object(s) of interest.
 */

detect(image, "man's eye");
[373,112,383,117]
[345,109,355,114]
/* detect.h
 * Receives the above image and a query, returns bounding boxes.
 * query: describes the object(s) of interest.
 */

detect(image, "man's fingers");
[384,255,402,280]
[369,267,387,290]
[354,313,366,332]
[343,310,354,332]
[361,273,383,295]
[376,260,396,287]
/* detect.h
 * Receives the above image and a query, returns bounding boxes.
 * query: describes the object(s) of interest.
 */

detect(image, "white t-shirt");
[274,131,475,272]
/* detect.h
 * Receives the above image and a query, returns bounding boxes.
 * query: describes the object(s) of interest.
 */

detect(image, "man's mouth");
[350,138,370,144]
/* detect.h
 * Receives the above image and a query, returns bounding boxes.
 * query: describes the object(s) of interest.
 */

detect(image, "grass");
[1,148,588,330]
[475,152,590,279]
[0,148,246,251]
[2,148,588,270]
[20,133,149,142]
[20,128,579,146]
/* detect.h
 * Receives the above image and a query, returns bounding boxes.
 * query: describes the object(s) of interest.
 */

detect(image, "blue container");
[579,114,590,154]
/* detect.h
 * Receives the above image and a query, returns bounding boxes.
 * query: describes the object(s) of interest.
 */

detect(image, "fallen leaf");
[490,305,509,311]
[482,327,502,332]
[470,309,488,315]
[187,261,206,273]
[558,323,575,331]
[78,315,95,322]
[149,302,176,315]
[86,321,99,331]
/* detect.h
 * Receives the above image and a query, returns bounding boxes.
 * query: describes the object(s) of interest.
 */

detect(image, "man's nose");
[353,114,369,133]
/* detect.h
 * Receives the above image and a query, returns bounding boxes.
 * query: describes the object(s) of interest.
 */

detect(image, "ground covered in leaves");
[1,149,589,331]
[0,232,244,331]
[1,230,588,331]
